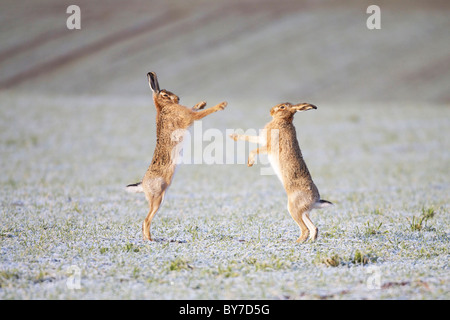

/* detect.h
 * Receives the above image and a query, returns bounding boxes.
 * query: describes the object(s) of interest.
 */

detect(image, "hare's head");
[270,102,317,120]
[147,72,180,105]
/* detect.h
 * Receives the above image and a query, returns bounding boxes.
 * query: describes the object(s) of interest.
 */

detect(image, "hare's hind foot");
[302,212,318,241]
[296,232,310,243]
[310,228,318,241]
[142,221,153,241]
[295,226,318,243]
[297,228,318,242]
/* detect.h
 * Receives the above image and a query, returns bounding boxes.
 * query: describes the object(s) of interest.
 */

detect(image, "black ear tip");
[147,72,160,92]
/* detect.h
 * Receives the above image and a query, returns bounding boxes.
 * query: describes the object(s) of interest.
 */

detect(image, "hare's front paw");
[194,101,207,110]
[216,101,227,111]
[229,133,239,141]
[247,158,255,167]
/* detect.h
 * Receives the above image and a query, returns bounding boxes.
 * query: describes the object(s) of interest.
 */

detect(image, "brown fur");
[131,72,227,241]
[230,102,332,242]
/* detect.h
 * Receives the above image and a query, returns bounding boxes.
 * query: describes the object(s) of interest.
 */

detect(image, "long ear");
[292,103,317,112]
[147,72,160,93]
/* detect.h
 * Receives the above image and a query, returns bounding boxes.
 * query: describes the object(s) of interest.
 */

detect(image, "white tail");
[313,199,333,209]
[126,182,144,193]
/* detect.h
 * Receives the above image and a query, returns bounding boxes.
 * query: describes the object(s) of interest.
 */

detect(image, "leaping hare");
[230,102,332,242]
[127,72,227,241]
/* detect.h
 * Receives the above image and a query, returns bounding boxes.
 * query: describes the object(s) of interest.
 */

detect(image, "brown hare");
[230,102,332,242]
[127,72,227,241]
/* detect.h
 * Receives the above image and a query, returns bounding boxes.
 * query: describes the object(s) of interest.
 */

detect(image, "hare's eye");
[280,105,285,110]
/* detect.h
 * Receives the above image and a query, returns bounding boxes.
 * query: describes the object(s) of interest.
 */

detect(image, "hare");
[230,102,332,242]
[127,72,227,241]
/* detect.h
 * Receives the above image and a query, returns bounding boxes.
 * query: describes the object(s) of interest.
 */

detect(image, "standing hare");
[230,102,332,242]
[127,72,227,241]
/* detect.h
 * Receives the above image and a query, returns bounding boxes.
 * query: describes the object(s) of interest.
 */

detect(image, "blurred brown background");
[1,0,449,104]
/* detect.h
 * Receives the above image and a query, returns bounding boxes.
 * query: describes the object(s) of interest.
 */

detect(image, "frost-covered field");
[0,93,448,299]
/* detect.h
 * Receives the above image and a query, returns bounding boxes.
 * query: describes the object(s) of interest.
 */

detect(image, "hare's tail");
[126,182,144,193]
[313,199,333,209]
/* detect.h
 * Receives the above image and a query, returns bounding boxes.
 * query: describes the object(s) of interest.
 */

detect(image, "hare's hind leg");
[142,191,165,241]
[302,211,318,241]
[287,199,309,242]
[142,177,167,241]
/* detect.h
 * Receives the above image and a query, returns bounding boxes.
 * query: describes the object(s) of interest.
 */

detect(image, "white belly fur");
[268,154,283,184]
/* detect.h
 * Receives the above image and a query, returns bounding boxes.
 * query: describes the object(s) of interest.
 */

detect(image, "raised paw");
[229,133,239,141]
[193,101,207,110]
[216,101,227,110]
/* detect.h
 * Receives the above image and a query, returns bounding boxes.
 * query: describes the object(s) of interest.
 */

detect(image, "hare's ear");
[292,103,317,112]
[147,72,160,93]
